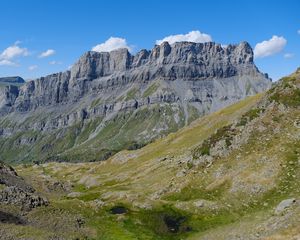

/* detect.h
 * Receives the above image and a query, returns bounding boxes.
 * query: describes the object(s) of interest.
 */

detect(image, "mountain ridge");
[0,41,271,163]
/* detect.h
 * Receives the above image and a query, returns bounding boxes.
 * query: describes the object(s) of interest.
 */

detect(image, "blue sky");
[0,0,299,80]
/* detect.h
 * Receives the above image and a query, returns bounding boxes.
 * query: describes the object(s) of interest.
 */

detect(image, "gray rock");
[194,200,205,208]
[67,192,82,198]
[274,198,296,214]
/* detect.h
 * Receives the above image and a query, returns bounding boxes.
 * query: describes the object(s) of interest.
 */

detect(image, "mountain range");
[0,41,271,163]
[0,66,299,239]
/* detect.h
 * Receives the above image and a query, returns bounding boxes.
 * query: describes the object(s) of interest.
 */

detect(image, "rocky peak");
[233,41,254,63]
[132,49,150,67]
[149,44,161,61]
[69,41,257,82]
[159,41,172,57]
[225,41,254,64]
[70,48,132,81]
[108,48,132,72]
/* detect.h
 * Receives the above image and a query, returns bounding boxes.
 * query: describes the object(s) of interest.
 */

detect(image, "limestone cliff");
[0,41,271,163]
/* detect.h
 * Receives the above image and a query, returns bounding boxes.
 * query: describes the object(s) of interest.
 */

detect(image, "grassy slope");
[2,69,300,239]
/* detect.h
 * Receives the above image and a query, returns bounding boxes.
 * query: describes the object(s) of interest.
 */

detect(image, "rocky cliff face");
[0,41,271,163]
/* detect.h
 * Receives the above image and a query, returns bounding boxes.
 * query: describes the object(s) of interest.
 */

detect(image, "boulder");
[274,198,296,214]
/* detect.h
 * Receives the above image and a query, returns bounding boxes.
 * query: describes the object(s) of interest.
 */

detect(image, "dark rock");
[0,186,48,210]
[163,215,187,233]
[0,210,25,225]
[76,218,85,228]
[0,161,34,192]
[0,162,48,210]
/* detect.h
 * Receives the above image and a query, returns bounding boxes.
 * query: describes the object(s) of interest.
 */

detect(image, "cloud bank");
[39,49,55,58]
[254,35,287,58]
[156,30,212,45]
[0,44,29,66]
[92,37,131,52]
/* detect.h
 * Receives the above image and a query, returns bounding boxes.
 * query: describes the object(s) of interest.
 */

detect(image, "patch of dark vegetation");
[96,149,118,161]
[0,211,25,225]
[132,205,193,238]
[110,206,128,215]
[44,155,66,163]
[236,108,264,126]
[125,141,146,151]
[192,124,237,158]
[45,148,119,163]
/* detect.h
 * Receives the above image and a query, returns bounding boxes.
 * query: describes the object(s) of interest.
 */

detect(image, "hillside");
[0,68,299,239]
[0,41,271,163]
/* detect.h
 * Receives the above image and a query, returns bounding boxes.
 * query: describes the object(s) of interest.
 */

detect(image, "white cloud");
[156,30,212,45]
[49,60,62,65]
[254,35,287,58]
[0,43,29,67]
[92,37,131,52]
[0,59,16,66]
[284,53,294,59]
[0,45,29,60]
[14,40,22,45]
[28,65,38,71]
[39,49,55,58]
[298,29,300,35]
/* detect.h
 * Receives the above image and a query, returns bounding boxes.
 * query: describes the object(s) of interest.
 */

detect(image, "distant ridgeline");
[0,41,271,163]
[0,76,25,87]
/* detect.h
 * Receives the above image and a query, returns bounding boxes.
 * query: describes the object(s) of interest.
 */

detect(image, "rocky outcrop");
[0,186,48,210]
[0,162,33,192]
[0,41,271,163]
[275,198,297,215]
[0,162,48,210]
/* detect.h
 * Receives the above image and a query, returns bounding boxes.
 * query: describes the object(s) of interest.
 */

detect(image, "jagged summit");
[0,41,271,163]
[70,41,258,81]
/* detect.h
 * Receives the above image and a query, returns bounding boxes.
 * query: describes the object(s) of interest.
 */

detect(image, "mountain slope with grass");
[1,68,299,239]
